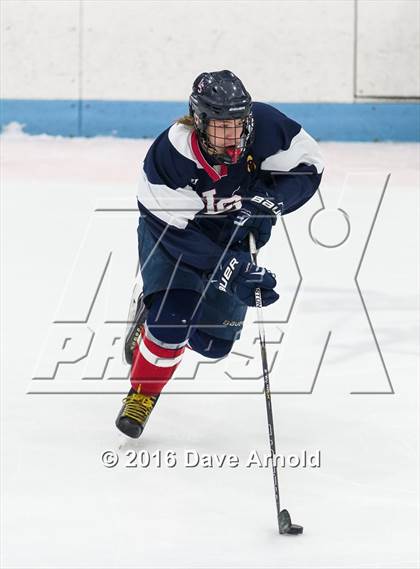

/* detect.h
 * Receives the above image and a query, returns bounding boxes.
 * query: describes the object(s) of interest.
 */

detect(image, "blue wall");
[1,99,419,141]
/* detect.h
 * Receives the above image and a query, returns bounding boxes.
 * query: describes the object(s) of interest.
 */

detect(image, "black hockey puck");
[287,524,304,535]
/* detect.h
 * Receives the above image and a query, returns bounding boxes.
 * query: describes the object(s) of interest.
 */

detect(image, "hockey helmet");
[189,70,254,164]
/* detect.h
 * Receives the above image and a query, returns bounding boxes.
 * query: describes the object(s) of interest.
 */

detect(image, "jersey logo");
[247,154,256,173]
[202,189,242,215]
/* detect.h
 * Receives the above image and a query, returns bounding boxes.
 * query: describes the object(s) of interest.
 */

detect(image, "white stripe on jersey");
[261,128,324,174]
[168,123,204,169]
[137,170,204,229]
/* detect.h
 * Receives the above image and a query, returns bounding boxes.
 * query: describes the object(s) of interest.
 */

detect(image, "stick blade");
[279,509,292,534]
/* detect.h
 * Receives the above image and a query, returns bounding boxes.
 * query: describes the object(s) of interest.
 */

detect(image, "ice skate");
[115,387,160,438]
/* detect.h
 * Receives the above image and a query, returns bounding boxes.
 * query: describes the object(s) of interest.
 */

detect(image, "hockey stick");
[249,233,303,536]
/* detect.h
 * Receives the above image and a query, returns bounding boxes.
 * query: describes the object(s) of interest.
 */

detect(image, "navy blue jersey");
[137,102,324,271]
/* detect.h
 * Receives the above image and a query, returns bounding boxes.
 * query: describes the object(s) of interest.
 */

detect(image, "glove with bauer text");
[228,193,282,250]
[210,252,279,307]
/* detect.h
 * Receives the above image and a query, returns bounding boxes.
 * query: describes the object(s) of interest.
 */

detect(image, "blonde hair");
[176,115,194,127]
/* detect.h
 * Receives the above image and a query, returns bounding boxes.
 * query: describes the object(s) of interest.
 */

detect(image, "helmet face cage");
[189,70,254,165]
[193,111,254,165]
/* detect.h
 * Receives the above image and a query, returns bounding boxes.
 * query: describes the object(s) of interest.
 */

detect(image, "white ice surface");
[1,126,419,568]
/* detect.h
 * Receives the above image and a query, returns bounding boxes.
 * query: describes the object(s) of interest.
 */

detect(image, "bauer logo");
[218,257,239,292]
[251,195,282,216]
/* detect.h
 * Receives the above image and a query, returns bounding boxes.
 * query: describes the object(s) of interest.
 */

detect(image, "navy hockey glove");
[211,253,279,307]
[229,194,282,250]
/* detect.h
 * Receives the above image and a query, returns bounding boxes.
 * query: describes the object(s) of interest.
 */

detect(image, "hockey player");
[116,70,324,438]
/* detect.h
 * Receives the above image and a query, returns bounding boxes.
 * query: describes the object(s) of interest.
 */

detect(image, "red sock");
[130,329,185,395]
